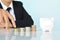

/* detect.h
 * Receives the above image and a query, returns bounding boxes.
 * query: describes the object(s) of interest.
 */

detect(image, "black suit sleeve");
[16,2,34,28]
[22,6,34,27]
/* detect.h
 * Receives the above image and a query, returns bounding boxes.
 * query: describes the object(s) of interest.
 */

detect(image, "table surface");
[0,28,60,40]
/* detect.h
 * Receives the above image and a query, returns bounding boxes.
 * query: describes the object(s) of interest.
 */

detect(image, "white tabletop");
[0,28,60,40]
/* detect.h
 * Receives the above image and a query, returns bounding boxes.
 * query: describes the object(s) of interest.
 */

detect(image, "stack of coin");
[25,27,30,32]
[32,25,36,32]
[14,28,18,35]
[20,28,24,32]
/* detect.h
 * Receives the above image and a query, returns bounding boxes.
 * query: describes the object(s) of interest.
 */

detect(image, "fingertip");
[14,25,16,28]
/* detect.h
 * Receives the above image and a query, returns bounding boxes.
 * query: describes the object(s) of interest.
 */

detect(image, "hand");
[0,9,16,29]
[0,9,5,28]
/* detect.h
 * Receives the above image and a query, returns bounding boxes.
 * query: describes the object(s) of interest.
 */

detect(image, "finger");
[2,10,9,30]
[0,23,5,28]
[0,9,4,23]
[6,11,16,28]
[0,9,5,27]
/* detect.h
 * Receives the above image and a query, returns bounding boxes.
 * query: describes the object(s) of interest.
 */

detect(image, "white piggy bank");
[40,17,54,32]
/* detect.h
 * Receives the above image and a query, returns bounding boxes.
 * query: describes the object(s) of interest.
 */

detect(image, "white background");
[0,0,60,31]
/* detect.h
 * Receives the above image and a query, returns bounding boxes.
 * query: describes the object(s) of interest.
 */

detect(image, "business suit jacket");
[0,1,34,28]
